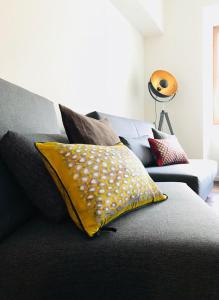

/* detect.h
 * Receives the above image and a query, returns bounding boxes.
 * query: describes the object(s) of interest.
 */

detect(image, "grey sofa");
[87,111,217,200]
[0,78,219,300]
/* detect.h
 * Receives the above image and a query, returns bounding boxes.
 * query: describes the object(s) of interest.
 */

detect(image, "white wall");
[142,0,163,30]
[144,0,219,160]
[110,0,163,36]
[203,3,219,179]
[0,0,145,127]
[144,0,204,158]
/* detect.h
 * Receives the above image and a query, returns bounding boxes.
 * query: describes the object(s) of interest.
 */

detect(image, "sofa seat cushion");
[147,159,217,199]
[1,182,219,300]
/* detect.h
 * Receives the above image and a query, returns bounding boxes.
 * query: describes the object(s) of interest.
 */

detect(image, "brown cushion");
[59,105,120,145]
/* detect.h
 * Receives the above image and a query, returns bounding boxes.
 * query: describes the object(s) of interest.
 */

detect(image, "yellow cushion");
[35,142,167,237]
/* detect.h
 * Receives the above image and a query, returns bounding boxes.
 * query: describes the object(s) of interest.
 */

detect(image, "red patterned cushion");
[148,137,189,166]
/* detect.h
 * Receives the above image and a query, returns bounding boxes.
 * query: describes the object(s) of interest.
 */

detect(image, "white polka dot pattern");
[36,142,167,237]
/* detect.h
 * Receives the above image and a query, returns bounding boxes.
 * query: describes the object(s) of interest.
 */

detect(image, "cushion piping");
[34,143,86,234]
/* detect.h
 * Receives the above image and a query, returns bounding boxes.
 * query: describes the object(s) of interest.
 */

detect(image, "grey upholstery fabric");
[88,112,217,199]
[0,82,218,300]
[152,127,175,139]
[0,132,68,222]
[0,160,34,240]
[87,111,154,138]
[147,159,218,199]
[1,183,219,300]
[0,78,60,138]
[120,135,155,167]
[0,78,61,234]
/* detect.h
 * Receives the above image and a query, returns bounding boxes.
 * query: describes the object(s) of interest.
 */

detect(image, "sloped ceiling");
[110,0,164,37]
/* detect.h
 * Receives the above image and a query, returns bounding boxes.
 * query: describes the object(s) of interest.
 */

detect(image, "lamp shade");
[149,70,178,98]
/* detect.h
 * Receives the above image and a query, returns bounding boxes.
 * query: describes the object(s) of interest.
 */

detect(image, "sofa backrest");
[87,111,154,138]
[0,78,60,239]
[0,78,60,138]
